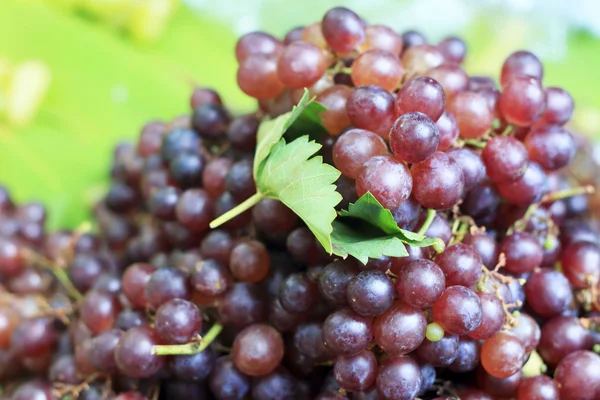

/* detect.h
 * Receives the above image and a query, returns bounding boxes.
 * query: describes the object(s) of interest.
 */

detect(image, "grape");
[0,238,24,277]
[269,298,307,333]
[279,273,319,314]
[229,240,270,283]
[121,264,155,309]
[417,334,458,366]
[500,50,543,87]
[525,268,573,317]
[115,326,165,378]
[232,324,284,377]
[538,316,592,367]
[50,355,80,384]
[463,232,498,268]
[376,356,422,400]
[323,308,373,356]
[432,286,482,335]
[175,189,214,232]
[170,347,216,383]
[300,22,327,49]
[284,26,304,44]
[511,312,541,353]
[209,355,251,400]
[461,181,501,224]
[447,91,494,138]
[161,128,201,163]
[402,44,445,79]
[144,267,191,310]
[218,283,268,329]
[321,7,365,54]
[435,243,483,287]
[237,54,285,100]
[517,375,559,400]
[147,186,179,221]
[500,232,544,274]
[395,77,446,122]
[225,158,256,201]
[482,136,528,183]
[477,369,523,398]
[334,350,377,392]
[155,299,201,344]
[252,367,299,400]
[438,36,467,64]
[190,259,232,297]
[293,322,334,362]
[554,351,600,400]
[12,382,54,400]
[227,114,258,150]
[277,42,328,89]
[316,85,353,135]
[446,148,486,191]
[373,301,426,355]
[536,86,574,126]
[192,104,230,139]
[390,196,422,231]
[561,241,600,289]
[448,337,480,372]
[89,329,122,374]
[81,290,121,335]
[401,30,427,48]
[105,182,137,213]
[427,64,469,98]
[458,389,493,400]
[346,85,396,139]
[318,259,359,306]
[11,317,57,358]
[286,227,321,265]
[200,230,235,266]
[356,155,412,210]
[394,259,445,308]
[390,112,439,164]
[362,25,403,55]
[411,151,465,210]
[433,111,458,151]
[332,129,388,179]
[351,50,404,92]
[346,270,395,316]
[525,125,576,171]
[469,292,505,340]
[497,162,548,206]
[499,77,546,126]
[190,87,222,109]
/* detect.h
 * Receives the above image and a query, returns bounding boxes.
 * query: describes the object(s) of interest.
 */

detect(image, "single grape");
[482,136,528,183]
[373,301,427,355]
[236,31,282,62]
[190,87,222,109]
[394,259,445,308]
[316,85,353,135]
[362,25,403,55]
[395,76,446,122]
[286,227,321,265]
[293,322,334,362]
[438,36,467,64]
[390,112,439,164]
[209,355,251,400]
[536,86,574,126]
[277,42,328,89]
[318,259,360,306]
[81,290,121,335]
[500,50,543,87]
[447,91,494,138]
[499,77,546,126]
[411,151,465,210]
[161,128,201,163]
[432,286,482,335]
[89,329,122,374]
[469,292,505,340]
[446,148,486,191]
[402,45,445,79]
[154,299,202,344]
[417,334,458,366]
[321,7,366,54]
[232,324,284,376]
[11,317,57,358]
[227,114,258,151]
[463,232,498,268]
[554,351,600,400]
[525,268,573,317]
[427,64,469,98]
[511,313,541,353]
[229,240,270,283]
[144,267,190,310]
[323,308,373,356]
[525,125,576,171]
[538,316,592,367]
[351,50,404,92]
[334,350,377,392]
[114,326,165,378]
[225,158,256,202]
[376,356,422,400]
[346,85,396,139]
[449,337,480,372]
[517,375,559,400]
[218,283,268,329]
[499,232,544,274]
[191,103,230,139]
[561,240,600,289]
[401,30,427,48]
[346,270,395,316]
[279,273,320,314]
[332,129,388,179]
[200,229,235,266]
[435,243,483,287]
[237,54,285,100]
[175,189,214,232]
[356,155,412,210]
[284,26,304,44]
[477,368,523,398]
[497,162,548,206]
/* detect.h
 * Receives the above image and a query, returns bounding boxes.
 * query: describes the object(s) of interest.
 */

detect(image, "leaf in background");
[0,0,252,229]
[257,136,341,251]
[332,192,445,263]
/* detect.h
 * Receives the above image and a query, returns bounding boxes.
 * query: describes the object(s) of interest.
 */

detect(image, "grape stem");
[209,192,264,229]
[417,209,436,235]
[24,249,84,301]
[152,323,223,356]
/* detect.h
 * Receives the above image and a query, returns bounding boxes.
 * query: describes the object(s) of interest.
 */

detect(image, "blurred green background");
[0,0,599,229]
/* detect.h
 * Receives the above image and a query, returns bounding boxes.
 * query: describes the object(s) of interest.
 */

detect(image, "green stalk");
[417,209,436,235]
[209,192,264,229]
[152,324,223,356]
[53,267,84,301]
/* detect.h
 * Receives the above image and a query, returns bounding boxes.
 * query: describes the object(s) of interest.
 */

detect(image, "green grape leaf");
[331,192,446,264]
[253,89,325,178]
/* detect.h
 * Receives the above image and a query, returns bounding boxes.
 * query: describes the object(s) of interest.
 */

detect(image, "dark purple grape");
[279,273,319,314]
[560,240,600,289]
[334,350,377,392]
[346,270,395,316]
[155,299,202,344]
[323,308,373,356]
[90,329,123,374]
[446,148,486,191]
[225,158,256,201]
[144,267,191,310]
[209,355,251,400]
[170,346,216,382]
[318,259,360,306]
[190,259,232,297]
[463,233,498,268]
[115,326,165,378]
[11,317,57,358]
[161,128,201,163]
[525,125,576,170]
[376,356,422,400]
[293,322,334,362]
[525,268,573,317]
[218,283,268,328]
[417,334,458,366]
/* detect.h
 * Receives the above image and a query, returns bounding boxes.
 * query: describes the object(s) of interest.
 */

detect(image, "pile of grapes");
[1,6,600,400]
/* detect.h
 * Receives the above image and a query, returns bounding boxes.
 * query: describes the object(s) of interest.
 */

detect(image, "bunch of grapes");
[0,5,600,400]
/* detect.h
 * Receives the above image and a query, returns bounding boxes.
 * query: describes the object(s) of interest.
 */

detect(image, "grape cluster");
[0,5,599,400]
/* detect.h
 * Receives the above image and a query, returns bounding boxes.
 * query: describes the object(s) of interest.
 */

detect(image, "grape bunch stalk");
[0,5,600,400]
